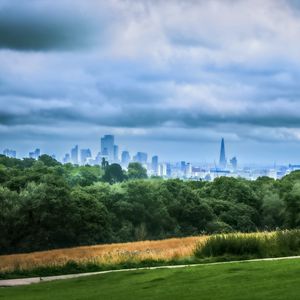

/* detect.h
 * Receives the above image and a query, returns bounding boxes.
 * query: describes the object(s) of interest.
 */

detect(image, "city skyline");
[1,135,299,166]
[2,1,300,164]
[3,135,232,165]
[3,135,296,181]
[0,135,277,169]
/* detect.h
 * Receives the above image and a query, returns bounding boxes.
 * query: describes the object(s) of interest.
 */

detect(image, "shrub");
[194,233,269,258]
[194,230,300,259]
[275,230,300,256]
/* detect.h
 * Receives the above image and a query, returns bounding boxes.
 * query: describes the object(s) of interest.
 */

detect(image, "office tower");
[94,152,107,165]
[230,157,238,170]
[113,145,119,162]
[159,163,167,177]
[166,163,172,177]
[63,153,71,164]
[101,135,114,162]
[133,152,148,164]
[180,161,186,173]
[81,148,92,165]
[71,145,79,165]
[152,155,159,174]
[186,163,192,177]
[3,149,16,158]
[121,151,130,166]
[219,138,226,169]
[29,148,40,160]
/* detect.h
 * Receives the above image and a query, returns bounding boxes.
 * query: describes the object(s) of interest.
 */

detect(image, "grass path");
[1,258,300,300]
[1,255,300,287]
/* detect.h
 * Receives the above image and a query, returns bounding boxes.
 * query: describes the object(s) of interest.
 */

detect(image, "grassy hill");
[1,258,300,300]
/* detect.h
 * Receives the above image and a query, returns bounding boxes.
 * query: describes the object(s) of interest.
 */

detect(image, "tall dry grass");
[0,236,207,272]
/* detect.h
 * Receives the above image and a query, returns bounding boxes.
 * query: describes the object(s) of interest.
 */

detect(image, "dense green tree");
[102,163,125,184]
[284,182,300,228]
[0,187,19,253]
[1,156,300,255]
[71,187,111,244]
[38,154,60,167]
[127,162,148,179]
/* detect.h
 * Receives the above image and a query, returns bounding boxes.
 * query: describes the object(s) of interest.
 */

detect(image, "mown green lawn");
[1,259,300,300]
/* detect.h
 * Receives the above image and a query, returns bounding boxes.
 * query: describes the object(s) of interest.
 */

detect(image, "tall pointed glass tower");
[219,138,226,169]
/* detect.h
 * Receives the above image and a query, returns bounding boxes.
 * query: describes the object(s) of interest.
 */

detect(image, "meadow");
[0,236,205,274]
[1,230,300,279]
[1,258,300,300]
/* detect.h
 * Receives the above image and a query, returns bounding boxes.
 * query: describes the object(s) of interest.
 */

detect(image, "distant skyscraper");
[113,145,119,162]
[101,135,114,162]
[219,138,226,168]
[159,163,167,177]
[121,151,130,166]
[180,161,186,173]
[134,152,148,164]
[71,145,79,164]
[29,148,40,160]
[152,155,159,174]
[166,163,172,177]
[80,148,92,165]
[3,149,16,158]
[230,157,238,170]
[63,153,71,164]
[186,163,192,177]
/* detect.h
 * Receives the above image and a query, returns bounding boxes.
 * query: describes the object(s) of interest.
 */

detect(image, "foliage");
[127,162,148,179]
[1,155,300,254]
[194,230,300,259]
[102,163,125,184]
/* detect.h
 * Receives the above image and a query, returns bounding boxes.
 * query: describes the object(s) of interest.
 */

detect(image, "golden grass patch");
[0,236,207,272]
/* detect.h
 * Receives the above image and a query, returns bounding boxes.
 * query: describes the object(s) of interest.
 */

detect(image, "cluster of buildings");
[2,135,299,181]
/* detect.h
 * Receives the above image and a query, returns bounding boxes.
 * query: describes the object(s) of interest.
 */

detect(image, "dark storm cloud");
[0,2,98,50]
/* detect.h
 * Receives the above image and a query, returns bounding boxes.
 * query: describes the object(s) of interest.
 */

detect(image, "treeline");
[0,154,300,255]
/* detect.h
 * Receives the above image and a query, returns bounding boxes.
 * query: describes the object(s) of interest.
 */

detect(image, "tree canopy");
[0,155,300,254]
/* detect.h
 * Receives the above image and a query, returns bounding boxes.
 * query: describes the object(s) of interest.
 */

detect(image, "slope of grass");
[1,259,300,300]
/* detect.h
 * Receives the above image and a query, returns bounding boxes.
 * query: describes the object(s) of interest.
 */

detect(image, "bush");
[194,233,269,258]
[275,230,300,256]
[194,230,300,259]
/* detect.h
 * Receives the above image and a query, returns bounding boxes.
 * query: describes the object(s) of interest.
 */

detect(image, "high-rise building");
[63,153,71,164]
[166,163,172,177]
[219,138,226,169]
[121,151,130,166]
[29,148,40,160]
[80,148,92,165]
[158,163,167,177]
[151,155,159,174]
[113,145,119,162]
[230,157,238,170]
[186,163,192,177]
[101,135,114,162]
[180,161,186,173]
[134,152,148,164]
[71,145,79,165]
[3,149,16,158]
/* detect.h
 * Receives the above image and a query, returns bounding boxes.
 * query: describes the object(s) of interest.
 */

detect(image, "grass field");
[1,258,299,300]
[0,236,204,273]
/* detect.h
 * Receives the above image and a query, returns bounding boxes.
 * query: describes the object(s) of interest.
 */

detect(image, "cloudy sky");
[1,0,300,164]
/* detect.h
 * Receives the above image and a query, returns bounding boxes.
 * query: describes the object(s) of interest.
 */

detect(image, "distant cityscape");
[2,135,300,181]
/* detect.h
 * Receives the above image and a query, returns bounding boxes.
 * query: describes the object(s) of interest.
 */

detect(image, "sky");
[1,0,300,164]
